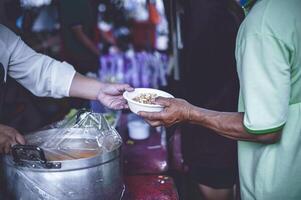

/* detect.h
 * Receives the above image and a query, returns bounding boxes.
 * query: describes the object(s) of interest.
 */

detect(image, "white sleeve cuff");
[51,61,76,98]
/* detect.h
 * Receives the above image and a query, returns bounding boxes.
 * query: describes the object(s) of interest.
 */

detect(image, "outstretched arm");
[188,104,281,143]
[139,97,281,144]
[69,73,133,110]
[1,25,133,109]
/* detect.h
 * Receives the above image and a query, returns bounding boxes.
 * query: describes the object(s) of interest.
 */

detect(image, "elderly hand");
[0,124,25,154]
[97,83,134,110]
[138,97,192,127]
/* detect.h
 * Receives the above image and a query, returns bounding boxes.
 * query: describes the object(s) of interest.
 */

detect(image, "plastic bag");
[24,109,122,161]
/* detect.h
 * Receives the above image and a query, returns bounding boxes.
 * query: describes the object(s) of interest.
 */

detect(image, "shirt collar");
[242,0,258,15]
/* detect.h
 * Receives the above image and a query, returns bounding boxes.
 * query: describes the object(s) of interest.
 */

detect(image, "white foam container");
[123,88,174,114]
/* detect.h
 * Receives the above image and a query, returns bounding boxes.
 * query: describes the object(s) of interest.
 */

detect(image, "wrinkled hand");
[97,83,134,110]
[0,124,25,154]
[138,97,192,127]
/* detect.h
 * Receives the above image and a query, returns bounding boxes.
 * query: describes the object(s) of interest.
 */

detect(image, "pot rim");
[3,146,121,172]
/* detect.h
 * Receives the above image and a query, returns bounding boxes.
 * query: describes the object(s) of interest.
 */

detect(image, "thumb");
[15,132,26,145]
[125,85,134,92]
[155,97,171,107]
[117,84,134,92]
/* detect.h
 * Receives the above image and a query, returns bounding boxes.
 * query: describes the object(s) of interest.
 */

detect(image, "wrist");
[70,73,104,101]
[192,106,208,125]
[184,104,193,123]
[95,82,105,100]
[188,105,201,124]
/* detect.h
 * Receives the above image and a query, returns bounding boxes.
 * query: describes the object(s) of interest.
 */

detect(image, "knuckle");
[150,122,156,126]
[150,115,156,120]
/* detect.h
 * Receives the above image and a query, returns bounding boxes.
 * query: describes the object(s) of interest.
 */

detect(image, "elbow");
[257,132,281,144]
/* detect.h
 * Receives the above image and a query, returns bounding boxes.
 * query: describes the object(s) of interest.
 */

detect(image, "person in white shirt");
[0,24,133,154]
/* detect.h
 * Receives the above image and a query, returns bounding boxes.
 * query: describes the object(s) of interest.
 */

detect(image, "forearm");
[69,73,133,110]
[69,73,102,100]
[72,26,100,57]
[188,106,280,143]
[100,30,116,45]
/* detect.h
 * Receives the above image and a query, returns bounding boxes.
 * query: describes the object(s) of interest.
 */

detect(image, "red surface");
[124,175,179,200]
[118,114,169,175]
[118,114,178,200]
[122,131,168,175]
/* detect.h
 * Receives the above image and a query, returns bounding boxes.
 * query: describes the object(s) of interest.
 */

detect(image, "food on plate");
[132,93,158,105]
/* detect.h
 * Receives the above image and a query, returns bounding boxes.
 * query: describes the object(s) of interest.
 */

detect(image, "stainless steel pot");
[0,129,124,200]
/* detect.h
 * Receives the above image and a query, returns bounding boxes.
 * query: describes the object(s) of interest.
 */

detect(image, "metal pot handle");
[12,145,61,169]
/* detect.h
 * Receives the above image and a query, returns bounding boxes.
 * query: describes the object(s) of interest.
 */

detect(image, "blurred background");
[0,0,176,132]
[0,0,245,199]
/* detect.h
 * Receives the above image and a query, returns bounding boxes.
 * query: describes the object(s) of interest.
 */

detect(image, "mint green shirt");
[236,0,301,199]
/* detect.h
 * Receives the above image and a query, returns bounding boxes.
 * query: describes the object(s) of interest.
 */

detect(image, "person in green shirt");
[139,0,301,199]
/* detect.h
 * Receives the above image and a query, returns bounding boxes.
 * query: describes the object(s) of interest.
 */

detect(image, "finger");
[15,132,26,145]
[109,103,123,110]
[138,111,162,121]
[112,99,128,109]
[143,119,153,124]
[110,101,127,110]
[155,97,171,107]
[106,96,125,104]
[122,104,129,109]
[4,142,11,154]
[117,96,127,101]
[117,84,134,92]
[120,100,130,109]
[125,85,134,92]
[147,120,162,127]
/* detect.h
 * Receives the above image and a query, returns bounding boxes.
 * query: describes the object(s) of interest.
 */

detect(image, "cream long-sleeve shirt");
[0,24,76,98]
